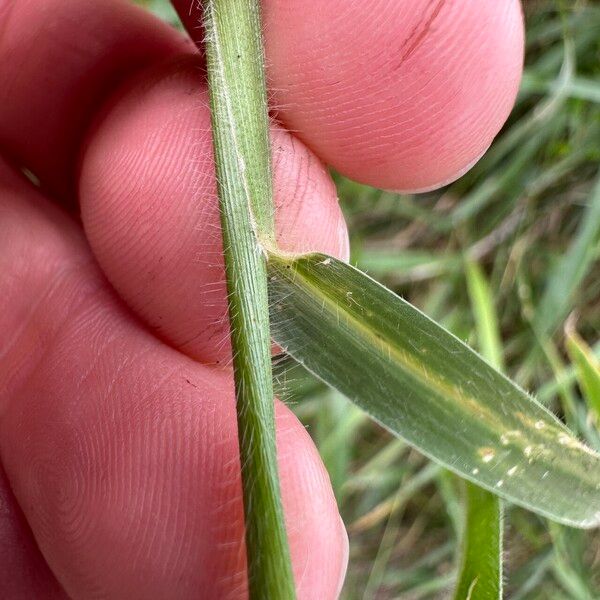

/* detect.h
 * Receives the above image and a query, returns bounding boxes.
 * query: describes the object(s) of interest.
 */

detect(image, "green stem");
[203,0,295,597]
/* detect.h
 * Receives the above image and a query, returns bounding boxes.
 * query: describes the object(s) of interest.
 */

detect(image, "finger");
[173,0,524,191]
[80,56,348,364]
[0,0,188,198]
[0,161,347,598]
[0,466,67,599]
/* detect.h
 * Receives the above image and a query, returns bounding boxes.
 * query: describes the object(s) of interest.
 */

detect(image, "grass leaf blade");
[534,171,600,336]
[566,330,600,421]
[454,260,505,600]
[465,260,505,372]
[267,251,600,527]
[453,485,503,600]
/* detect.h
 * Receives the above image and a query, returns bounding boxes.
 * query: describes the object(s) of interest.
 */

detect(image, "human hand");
[0,0,523,597]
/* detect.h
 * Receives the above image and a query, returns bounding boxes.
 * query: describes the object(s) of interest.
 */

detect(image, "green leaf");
[549,522,596,599]
[566,331,600,421]
[267,251,600,528]
[521,73,600,104]
[465,261,505,372]
[454,260,505,600]
[534,171,600,336]
[453,485,503,600]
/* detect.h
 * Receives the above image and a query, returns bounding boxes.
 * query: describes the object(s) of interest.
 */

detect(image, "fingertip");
[0,0,188,198]
[262,0,524,191]
[1,154,346,598]
[272,130,350,262]
[335,515,349,597]
[391,146,489,194]
[0,466,67,599]
[275,403,348,599]
[80,57,348,364]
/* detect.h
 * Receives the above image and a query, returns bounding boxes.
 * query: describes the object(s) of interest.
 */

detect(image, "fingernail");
[335,514,349,598]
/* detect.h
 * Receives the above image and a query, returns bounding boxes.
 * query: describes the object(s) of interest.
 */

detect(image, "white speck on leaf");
[478,448,495,463]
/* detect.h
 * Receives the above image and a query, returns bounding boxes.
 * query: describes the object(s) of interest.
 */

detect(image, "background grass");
[140,1,600,597]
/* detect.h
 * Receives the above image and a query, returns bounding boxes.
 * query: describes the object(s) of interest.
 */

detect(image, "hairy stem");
[203,0,295,597]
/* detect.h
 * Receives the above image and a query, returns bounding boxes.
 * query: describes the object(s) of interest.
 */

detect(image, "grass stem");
[203,0,295,597]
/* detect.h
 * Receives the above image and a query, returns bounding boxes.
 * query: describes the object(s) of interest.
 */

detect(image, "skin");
[0,0,523,598]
